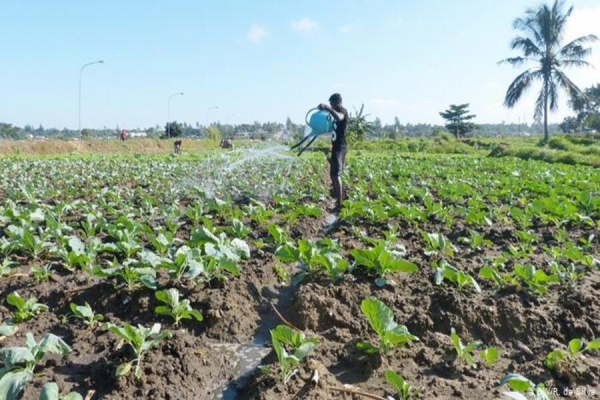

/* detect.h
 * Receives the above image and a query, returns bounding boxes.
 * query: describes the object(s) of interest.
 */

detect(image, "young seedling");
[31,263,53,283]
[67,302,104,328]
[105,322,172,379]
[6,292,49,323]
[545,337,600,371]
[0,259,14,276]
[260,325,318,385]
[38,382,83,400]
[500,373,551,400]
[357,297,419,355]
[0,321,18,343]
[433,261,481,293]
[351,241,417,287]
[450,328,481,367]
[0,332,71,399]
[154,288,203,326]
[384,370,420,400]
[479,346,499,367]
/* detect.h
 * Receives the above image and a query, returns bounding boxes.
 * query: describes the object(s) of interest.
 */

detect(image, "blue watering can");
[290,108,335,156]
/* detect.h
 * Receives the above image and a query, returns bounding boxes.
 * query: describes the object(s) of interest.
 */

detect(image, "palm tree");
[347,104,374,143]
[500,0,597,142]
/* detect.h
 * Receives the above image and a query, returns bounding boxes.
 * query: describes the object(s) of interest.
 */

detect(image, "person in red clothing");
[120,130,127,141]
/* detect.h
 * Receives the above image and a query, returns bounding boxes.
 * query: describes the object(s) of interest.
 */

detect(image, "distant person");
[120,130,127,141]
[174,139,182,154]
[318,93,348,212]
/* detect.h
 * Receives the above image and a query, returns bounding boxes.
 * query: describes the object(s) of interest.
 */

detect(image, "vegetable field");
[1,150,599,400]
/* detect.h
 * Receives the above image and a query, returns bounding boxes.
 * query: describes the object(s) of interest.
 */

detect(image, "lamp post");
[167,92,184,137]
[79,60,104,134]
[206,106,218,126]
[205,106,218,139]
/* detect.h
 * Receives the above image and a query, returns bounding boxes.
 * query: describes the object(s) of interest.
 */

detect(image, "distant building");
[128,131,148,138]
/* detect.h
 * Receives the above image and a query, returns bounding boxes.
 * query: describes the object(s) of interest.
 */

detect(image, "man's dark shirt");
[332,107,349,151]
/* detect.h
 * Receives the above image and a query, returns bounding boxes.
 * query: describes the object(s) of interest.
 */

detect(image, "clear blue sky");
[1,0,599,130]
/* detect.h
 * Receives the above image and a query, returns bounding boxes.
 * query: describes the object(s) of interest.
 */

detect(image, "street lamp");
[79,60,104,134]
[206,106,218,127]
[167,92,184,137]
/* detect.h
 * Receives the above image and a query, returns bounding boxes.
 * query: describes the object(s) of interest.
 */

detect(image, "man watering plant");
[318,93,348,212]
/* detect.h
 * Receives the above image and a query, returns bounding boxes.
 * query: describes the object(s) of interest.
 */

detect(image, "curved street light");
[167,92,184,137]
[206,106,218,127]
[79,60,104,134]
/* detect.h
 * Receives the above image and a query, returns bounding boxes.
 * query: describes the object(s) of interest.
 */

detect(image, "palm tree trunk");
[543,78,549,143]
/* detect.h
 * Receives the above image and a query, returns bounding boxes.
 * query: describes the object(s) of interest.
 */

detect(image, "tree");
[500,0,598,142]
[207,125,221,142]
[285,116,297,139]
[347,104,373,143]
[0,123,20,139]
[165,121,183,138]
[568,83,600,131]
[439,104,476,139]
[559,116,578,133]
[81,129,93,139]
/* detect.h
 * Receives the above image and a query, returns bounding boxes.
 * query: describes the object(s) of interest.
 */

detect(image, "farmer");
[318,93,348,212]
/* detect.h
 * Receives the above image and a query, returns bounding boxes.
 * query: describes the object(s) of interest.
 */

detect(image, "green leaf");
[356,341,380,355]
[38,333,72,357]
[450,328,462,353]
[6,293,26,310]
[499,374,533,392]
[585,338,600,351]
[384,258,418,273]
[116,361,132,376]
[274,244,300,263]
[350,248,378,269]
[0,347,35,364]
[480,347,498,366]
[0,370,33,400]
[361,297,395,338]
[0,324,18,338]
[134,365,142,379]
[154,306,171,316]
[68,237,85,255]
[39,382,59,400]
[230,238,250,259]
[62,393,84,400]
[544,349,565,369]
[188,310,203,322]
[384,370,406,395]
[568,338,583,355]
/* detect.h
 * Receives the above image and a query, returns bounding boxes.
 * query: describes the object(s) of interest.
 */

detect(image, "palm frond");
[514,16,544,48]
[559,34,598,59]
[498,56,533,66]
[510,36,543,57]
[548,79,560,112]
[534,86,546,122]
[559,59,594,68]
[553,69,583,102]
[503,69,540,108]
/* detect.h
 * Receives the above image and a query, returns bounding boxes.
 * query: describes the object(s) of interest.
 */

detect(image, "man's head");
[329,93,342,111]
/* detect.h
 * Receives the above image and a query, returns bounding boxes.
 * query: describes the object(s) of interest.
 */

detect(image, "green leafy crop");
[357,297,419,355]
[351,241,417,287]
[105,322,172,379]
[6,292,49,323]
[154,288,203,326]
[0,332,71,400]
[260,325,318,385]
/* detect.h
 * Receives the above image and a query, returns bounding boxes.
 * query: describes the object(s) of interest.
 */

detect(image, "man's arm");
[318,104,345,122]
